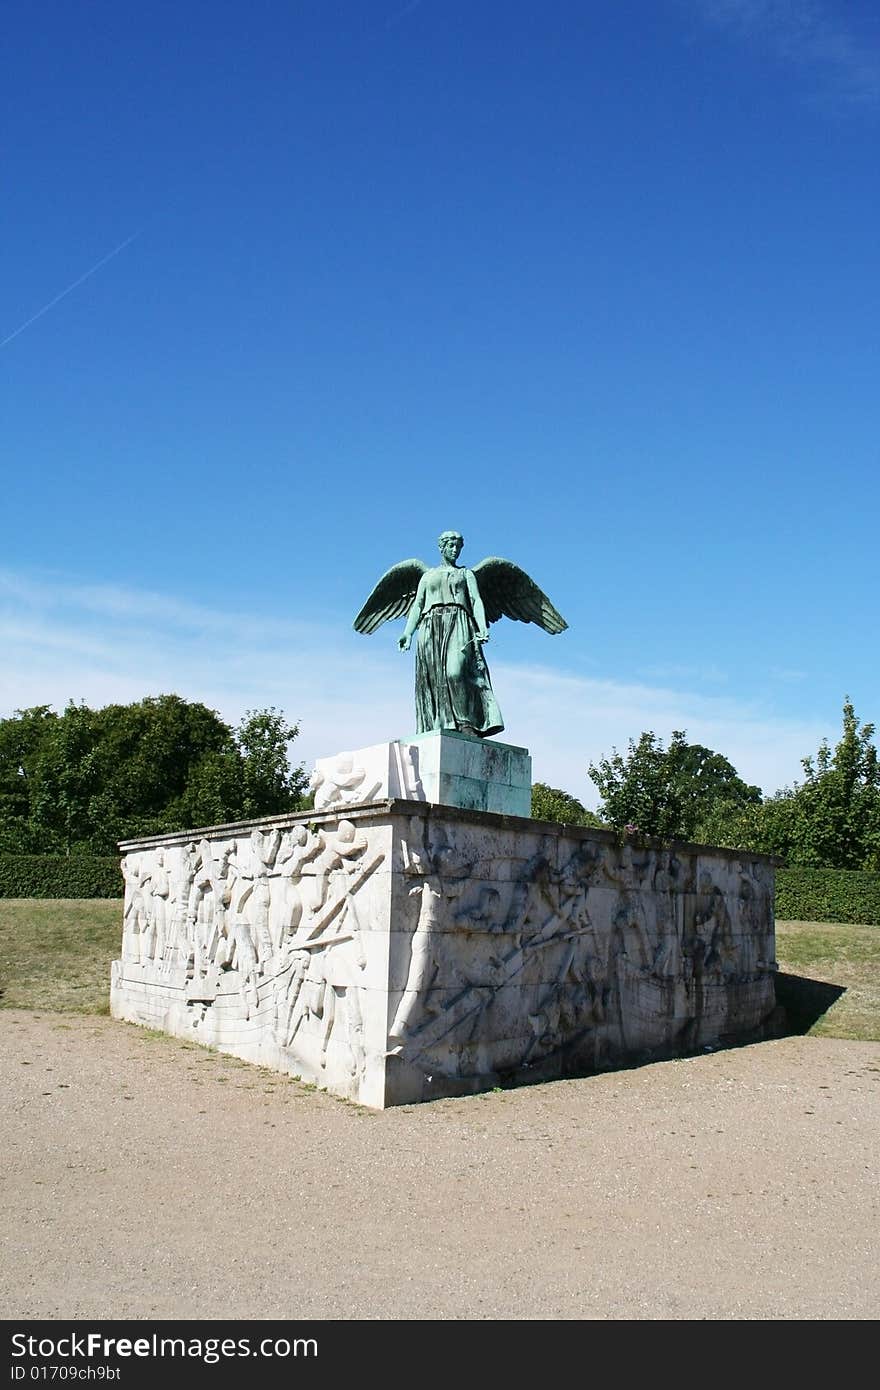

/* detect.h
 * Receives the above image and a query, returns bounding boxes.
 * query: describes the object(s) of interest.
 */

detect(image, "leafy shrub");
[531,783,604,827]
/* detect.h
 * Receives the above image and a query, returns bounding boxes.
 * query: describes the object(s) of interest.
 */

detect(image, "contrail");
[386,0,423,28]
[0,231,140,351]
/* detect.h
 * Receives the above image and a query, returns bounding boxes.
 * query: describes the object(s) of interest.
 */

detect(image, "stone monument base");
[310,731,532,818]
[111,801,778,1108]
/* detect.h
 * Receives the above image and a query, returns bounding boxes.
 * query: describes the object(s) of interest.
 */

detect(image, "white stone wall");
[111,804,777,1107]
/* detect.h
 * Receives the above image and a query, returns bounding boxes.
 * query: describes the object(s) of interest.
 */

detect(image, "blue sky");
[2,0,878,806]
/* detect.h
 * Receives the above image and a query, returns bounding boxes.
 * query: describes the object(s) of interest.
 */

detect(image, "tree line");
[535,698,880,871]
[0,695,309,855]
[3,693,877,871]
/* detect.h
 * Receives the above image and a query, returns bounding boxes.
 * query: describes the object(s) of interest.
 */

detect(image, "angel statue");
[353,530,567,739]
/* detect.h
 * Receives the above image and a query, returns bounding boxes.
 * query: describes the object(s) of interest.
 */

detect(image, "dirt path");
[2,1009,878,1321]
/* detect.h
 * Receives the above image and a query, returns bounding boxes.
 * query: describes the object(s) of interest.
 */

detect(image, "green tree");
[685,792,797,857]
[588,730,761,841]
[26,701,100,852]
[0,695,309,853]
[26,695,237,851]
[628,700,880,869]
[236,707,309,818]
[172,747,245,832]
[0,705,60,851]
[775,699,880,870]
[531,782,604,827]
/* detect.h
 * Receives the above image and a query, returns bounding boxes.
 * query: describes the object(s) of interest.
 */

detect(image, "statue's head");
[438,530,463,561]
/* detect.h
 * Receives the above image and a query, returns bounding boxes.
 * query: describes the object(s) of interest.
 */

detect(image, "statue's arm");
[263,828,282,869]
[399,574,428,651]
[465,570,489,642]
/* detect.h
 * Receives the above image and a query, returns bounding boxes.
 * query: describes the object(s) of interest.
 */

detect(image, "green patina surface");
[354,531,567,741]
[409,729,532,816]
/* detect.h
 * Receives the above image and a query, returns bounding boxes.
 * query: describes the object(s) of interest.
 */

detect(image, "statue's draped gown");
[414,565,504,737]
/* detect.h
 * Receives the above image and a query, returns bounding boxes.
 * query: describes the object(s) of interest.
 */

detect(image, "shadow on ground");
[774,972,847,1035]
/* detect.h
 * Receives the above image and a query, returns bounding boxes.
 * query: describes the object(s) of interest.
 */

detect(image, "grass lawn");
[0,898,122,1014]
[0,900,877,1040]
[775,919,880,1042]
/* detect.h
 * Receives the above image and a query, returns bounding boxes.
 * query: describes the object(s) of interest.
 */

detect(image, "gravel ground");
[2,1008,878,1321]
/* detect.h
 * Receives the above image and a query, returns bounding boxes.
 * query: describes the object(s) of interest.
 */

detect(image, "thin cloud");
[637,661,730,687]
[691,0,880,105]
[495,661,826,802]
[769,665,808,683]
[0,617,122,664]
[0,569,326,646]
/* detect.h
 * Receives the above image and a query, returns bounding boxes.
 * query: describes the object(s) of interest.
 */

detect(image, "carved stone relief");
[116,815,388,1093]
[386,821,775,1085]
[114,807,776,1107]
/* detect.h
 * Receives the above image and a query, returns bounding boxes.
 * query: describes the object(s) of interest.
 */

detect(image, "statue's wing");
[353,559,428,634]
[472,557,568,633]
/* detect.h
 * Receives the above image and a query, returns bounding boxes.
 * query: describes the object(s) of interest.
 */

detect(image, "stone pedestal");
[111,802,778,1108]
[310,731,531,817]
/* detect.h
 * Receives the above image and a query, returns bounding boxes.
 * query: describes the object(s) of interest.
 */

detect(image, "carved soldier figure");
[140,850,170,962]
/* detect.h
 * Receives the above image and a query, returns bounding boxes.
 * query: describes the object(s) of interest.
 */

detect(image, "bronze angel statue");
[353,530,567,739]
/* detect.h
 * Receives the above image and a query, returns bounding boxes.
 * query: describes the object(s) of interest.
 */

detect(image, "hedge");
[0,855,123,899]
[775,866,880,926]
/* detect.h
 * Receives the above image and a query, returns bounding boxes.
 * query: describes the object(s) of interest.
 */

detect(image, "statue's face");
[439,533,463,562]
